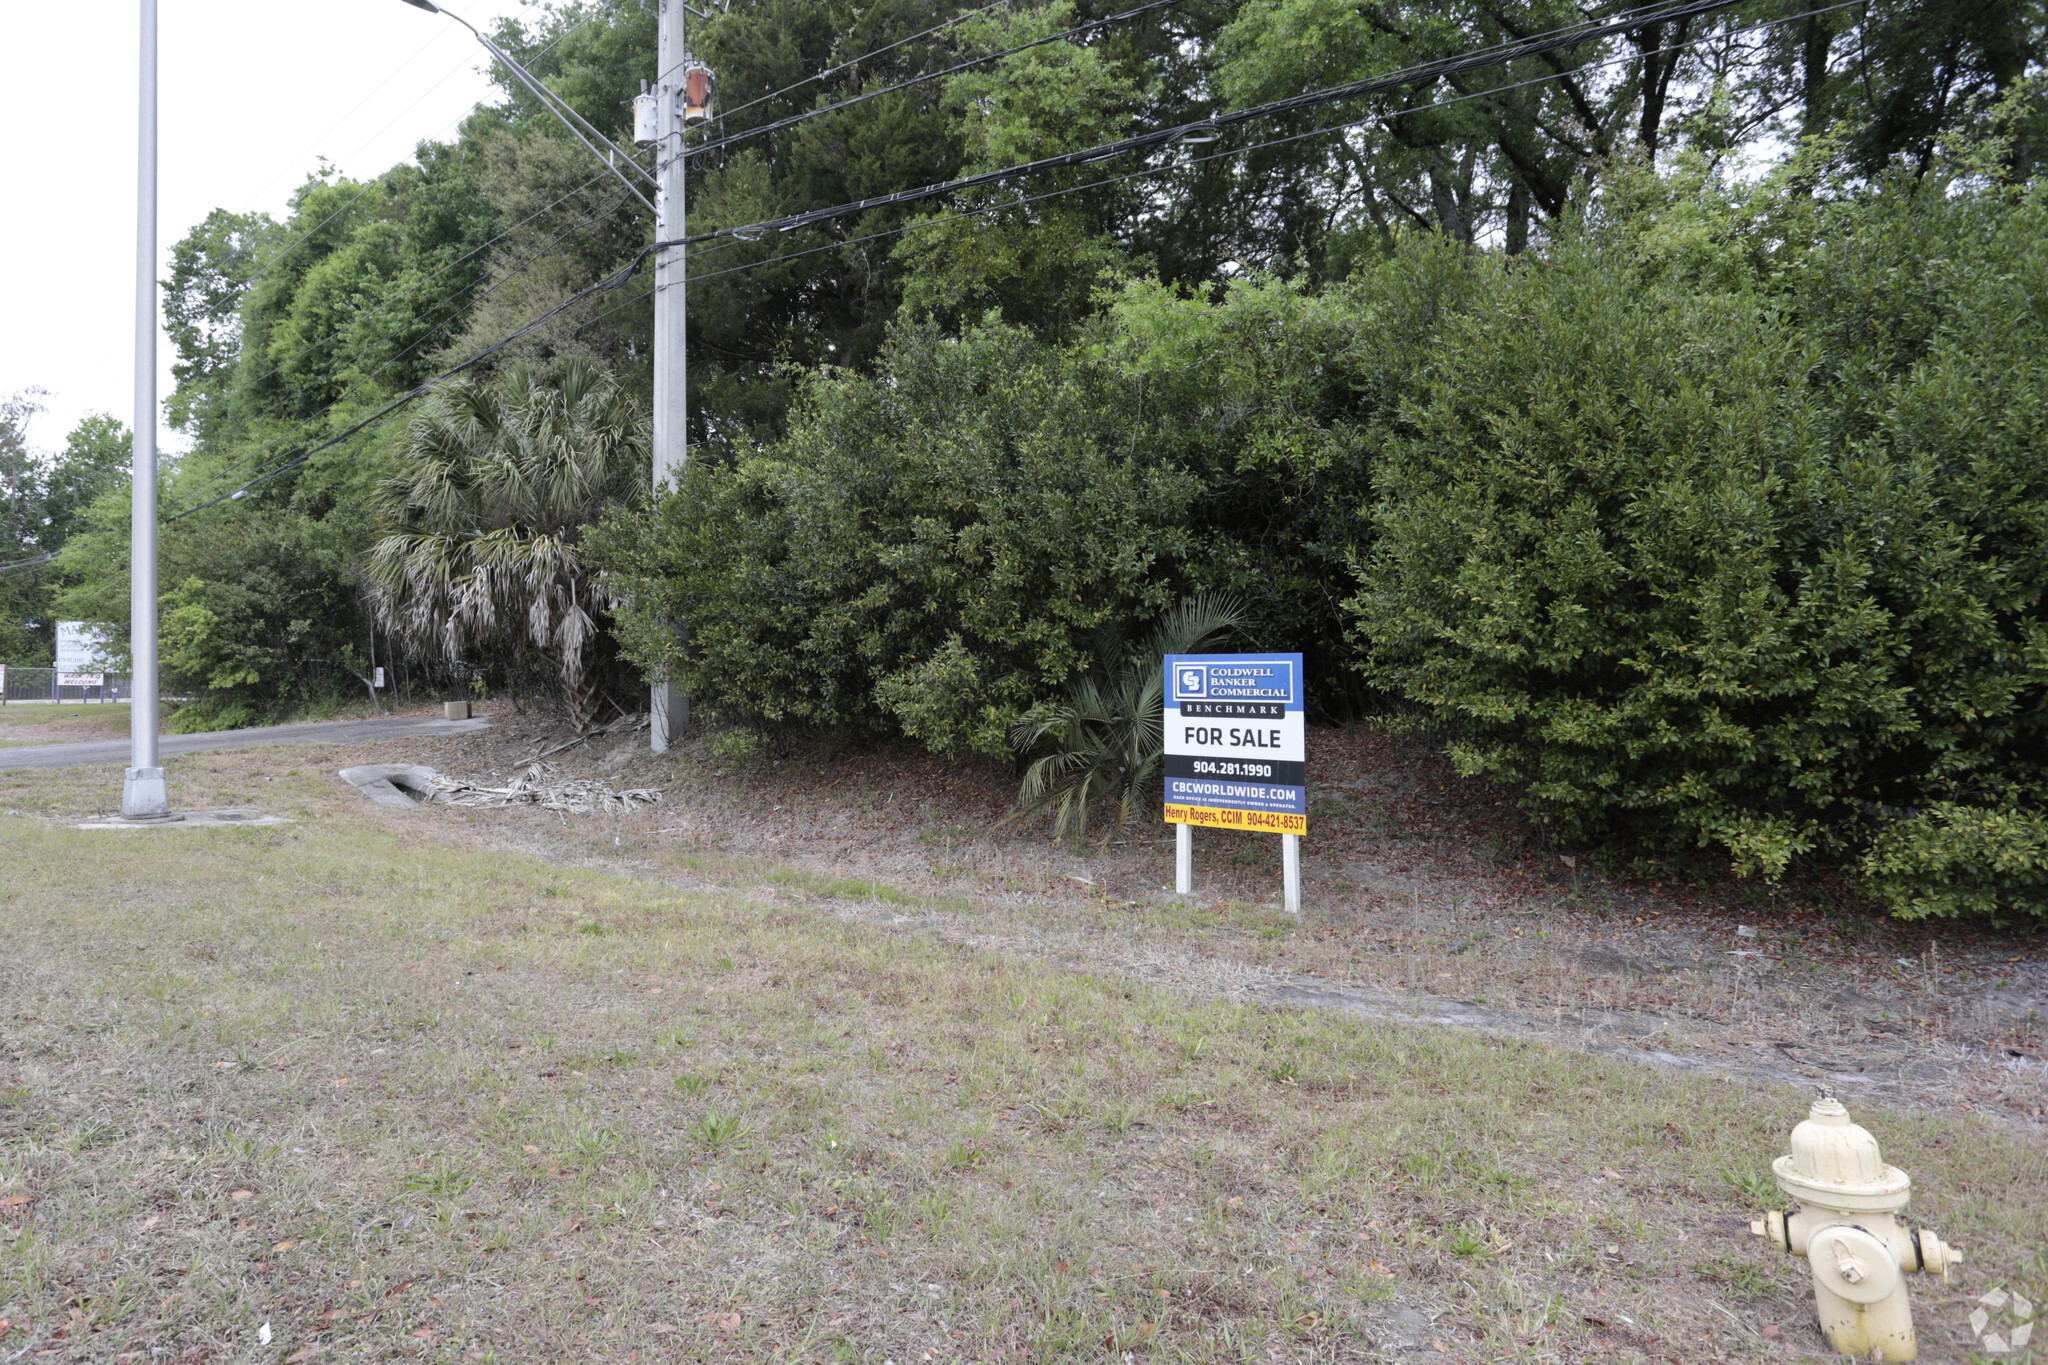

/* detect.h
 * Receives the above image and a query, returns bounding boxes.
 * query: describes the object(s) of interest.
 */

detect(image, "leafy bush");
[592,318,1203,758]
[1350,159,2048,918]
[1099,254,1484,712]
[58,494,375,718]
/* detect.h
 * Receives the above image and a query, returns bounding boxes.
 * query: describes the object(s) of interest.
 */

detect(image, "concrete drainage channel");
[338,764,450,809]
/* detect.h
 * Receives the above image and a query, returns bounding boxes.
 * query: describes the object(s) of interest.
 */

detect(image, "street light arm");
[401,2,658,209]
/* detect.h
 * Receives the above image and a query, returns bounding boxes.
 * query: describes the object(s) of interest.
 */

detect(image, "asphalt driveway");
[0,714,491,770]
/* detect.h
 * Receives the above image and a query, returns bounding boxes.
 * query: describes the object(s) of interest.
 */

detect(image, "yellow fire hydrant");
[1750,1094,1961,1360]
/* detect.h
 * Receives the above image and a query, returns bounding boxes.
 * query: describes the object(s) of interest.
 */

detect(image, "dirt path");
[391,713,2048,1132]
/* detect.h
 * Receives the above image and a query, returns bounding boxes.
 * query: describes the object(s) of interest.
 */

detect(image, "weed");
[941,1142,985,1170]
[1029,1096,1088,1134]
[1102,1103,1146,1137]
[577,923,607,937]
[1721,1168,1779,1208]
[1693,1253,1777,1302]
[864,1204,900,1242]
[917,1193,953,1229]
[568,1127,622,1169]
[1106,1321,1159,1350]
[707,728,759,763]
[689,1110,751,1152]
[70,1122,119,1152]
[1445,1228,1489,1259]
[403,1165,474,1198]
[673,1074,711,1098]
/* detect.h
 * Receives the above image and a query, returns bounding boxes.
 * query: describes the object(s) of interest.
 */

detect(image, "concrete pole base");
[121,766,170,819]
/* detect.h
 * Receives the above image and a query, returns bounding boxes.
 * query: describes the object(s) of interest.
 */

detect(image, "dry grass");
[0,752,2045,1363]
[0,704,133,744]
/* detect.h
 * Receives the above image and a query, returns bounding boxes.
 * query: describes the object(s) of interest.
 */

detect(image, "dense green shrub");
[1099,244,1485,711]
[58,494,376,718]
[1350,162,2048,919]
[591,319,1203,758]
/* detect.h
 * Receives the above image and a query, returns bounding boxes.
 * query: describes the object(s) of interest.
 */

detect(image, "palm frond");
[366,362,649,721]
[1006,595,1250,843]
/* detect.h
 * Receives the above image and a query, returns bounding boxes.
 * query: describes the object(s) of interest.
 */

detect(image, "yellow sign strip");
[1164,803,1306,837]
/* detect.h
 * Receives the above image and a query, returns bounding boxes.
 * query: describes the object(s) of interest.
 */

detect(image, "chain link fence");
[0,667,132,703]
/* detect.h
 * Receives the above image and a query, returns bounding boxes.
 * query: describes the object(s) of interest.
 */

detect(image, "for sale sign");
[1163,653,1306,836]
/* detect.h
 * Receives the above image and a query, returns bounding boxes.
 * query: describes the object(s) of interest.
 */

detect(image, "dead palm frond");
[1009,594,1248,843]
[362,359,646,722]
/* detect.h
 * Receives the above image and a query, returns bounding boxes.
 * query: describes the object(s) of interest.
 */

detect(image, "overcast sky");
[0,0,540,459]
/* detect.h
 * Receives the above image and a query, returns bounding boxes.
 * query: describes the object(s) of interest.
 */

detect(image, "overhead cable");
[231,16,602,294]
[665,0,1862,288]
[429,4,656,206]
[712,0,1014,119]
[673,0,1749,244]
[160,0,1850,527]
[686,0,1185,160]
[0,552,57,583]
[174,188,639,511]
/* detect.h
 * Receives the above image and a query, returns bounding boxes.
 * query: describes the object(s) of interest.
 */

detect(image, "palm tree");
[1008,594,1247,843]
[363,360,647,724]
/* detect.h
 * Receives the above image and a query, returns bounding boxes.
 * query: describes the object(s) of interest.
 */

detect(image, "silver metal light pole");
[121,0,168,819]
[649,0,690,753]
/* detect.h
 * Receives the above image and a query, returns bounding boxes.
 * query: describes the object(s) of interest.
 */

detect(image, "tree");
[44,414,130,549]
[0,391,51,662]
[364,360,647,722]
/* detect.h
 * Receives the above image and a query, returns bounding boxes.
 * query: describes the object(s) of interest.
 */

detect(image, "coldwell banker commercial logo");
[1172,660,1294,704]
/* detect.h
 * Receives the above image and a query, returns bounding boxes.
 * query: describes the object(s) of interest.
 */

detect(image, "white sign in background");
[55,621,111,674]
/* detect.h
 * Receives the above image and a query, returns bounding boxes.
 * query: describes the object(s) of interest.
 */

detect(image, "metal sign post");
[1163,653,1307,914]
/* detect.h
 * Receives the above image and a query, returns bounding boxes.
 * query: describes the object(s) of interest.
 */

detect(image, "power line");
[713,0,1015,121]
[674,0,1752,246]
[170,228,667,522]
[147,0,1853,534]
[174,187,639,511]
[236,20,476,211]
[427,3,656,207]
[207,165,622,424]
[0,552,56,584]
[228,16,601,298]
[686,0,1185,161]
[620,2,1859,300]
